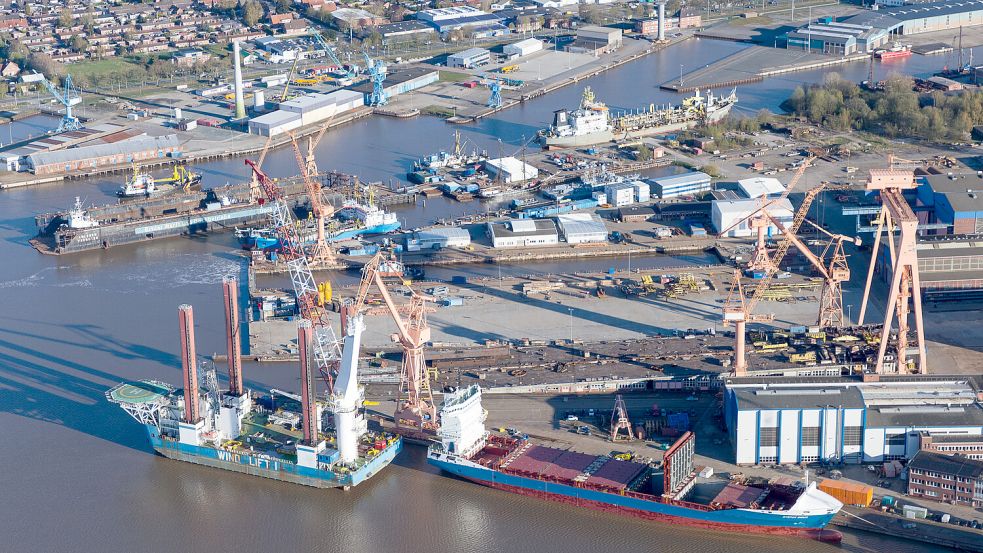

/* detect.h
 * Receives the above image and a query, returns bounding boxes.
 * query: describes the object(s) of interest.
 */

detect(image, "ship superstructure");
[428,386,842,537]
[539,88,738,149]
[108,278,400,489]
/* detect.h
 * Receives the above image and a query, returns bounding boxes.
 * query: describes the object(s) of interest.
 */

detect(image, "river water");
[0,40,947,552]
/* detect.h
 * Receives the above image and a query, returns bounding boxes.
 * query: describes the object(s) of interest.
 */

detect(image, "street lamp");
[568,308,574,343]
[846,304,852,324]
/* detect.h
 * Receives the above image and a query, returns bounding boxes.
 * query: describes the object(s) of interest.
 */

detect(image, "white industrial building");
[724,376,983,465]
[486,219,558,248]
[712,198,793,238]
[651,171,712,199]
[447,47,491,69]
[604,180,650,207]
[485,157,538,183]
[406,227,471,251]
[247,110,302,137]
[504,38,543,58]
[249,90,363,137]
[737,177,786,199]
[556,213,607,244]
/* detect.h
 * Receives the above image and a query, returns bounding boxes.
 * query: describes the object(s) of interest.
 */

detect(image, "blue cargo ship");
[427,386,842,538]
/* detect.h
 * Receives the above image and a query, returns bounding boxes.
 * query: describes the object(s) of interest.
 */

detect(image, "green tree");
[69,35,89,53]
[274,0,292,14]
[242,0,263,27]
[58,7,74,28]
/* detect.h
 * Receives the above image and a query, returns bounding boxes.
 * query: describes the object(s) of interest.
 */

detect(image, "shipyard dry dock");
[30,172,413,254]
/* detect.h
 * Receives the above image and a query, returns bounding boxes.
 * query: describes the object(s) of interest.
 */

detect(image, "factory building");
[416,6,507,37]
[784,21,889,54]
[876,234,983,302]
[907,451,983,507]
[405,227,471,251]
[567,26,623,55]
[603,180,649,207]
[485,157,538,183]
[737,176,786,199]
[503,38,543,58]
[842,1,983,40]
[651,171,712,199]
[487,219,558,248]
[617,206,656,223]
[352,67,440,104]
[248,89,364,137]
[712,198,793,238]
[248,110,302,137]
[917,173,983,235]
[25,134,181,176]
[447,47,491,69]
[555,213,607,244]
[724,376,983,466]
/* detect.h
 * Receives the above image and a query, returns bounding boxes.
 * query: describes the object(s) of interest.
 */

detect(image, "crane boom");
[244,158,342,388]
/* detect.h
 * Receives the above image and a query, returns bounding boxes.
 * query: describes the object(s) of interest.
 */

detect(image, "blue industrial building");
[725,376,983,466]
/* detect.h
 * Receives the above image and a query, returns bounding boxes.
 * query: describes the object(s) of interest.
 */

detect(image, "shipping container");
[902,505,927,519]
[818,479,873,507]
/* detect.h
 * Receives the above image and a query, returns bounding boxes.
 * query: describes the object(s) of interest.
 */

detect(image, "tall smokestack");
[298,320,319,446]
[179,304,200,424]
[657,2,666,42]
[223,276,243,396]
[233,40,246,120]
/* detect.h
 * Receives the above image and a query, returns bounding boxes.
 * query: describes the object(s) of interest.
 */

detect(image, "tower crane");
[363,52,388,107]
[244,157,342,388]
[42,73,83,133]
[718,156,815,274]
[722,179,840,375]
[285,129,335,265]
[857,168,926,374]
[346,252,437,439]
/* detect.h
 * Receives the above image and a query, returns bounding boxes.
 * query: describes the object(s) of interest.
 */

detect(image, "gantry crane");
[363,52,387,107]
[609,395,634,442]
[244,158,342,388]
[857,168,927,374]
[347,252,437,439]
[719,156,815,274]
[487,79,503,109]
[42,73,83,133]
[285,129,335,265]
[722,180,841,375]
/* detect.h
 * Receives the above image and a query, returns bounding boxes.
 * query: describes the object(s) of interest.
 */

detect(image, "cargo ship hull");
[428,453,836,535]
[148,424,401,489]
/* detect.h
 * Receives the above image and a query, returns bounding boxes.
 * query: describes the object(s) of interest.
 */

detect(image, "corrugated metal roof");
[450,47,491,60]
[556,213,606,236]
[652,171,711,187]
[713,197,793,216]
[738,177,786,198]
[249,110,302,126]
[27,134,180,166]
[415,227,470,240]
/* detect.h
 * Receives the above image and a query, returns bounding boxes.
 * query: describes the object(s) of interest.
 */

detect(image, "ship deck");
[467,437,806,511]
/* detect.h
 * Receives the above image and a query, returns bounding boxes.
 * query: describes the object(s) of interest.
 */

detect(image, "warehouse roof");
[351,67,439,93]
[280,92,337,112]
[26,134,180,167]
[732,386,865,411]
[737,177,785,199]
[844,0,983,31]
[555,212,606,236]
[450,47,491,60]
[924,433,983,444]
[922,173,983,214]
[414,227,470,240]
[713,197,793,216]
[250,110,302,127]
[507,37,543,50]
[488,219,557,238]
[375,20,434,36]
[652,171,711,187]
[909,450,983,480]
[865,403,983,428]
[486,156,537,178]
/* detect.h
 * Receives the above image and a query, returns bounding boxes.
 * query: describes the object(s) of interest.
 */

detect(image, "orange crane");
[718,156,815,274]
[722,180,840,375]
[347,252,437,440]
[857,168,926,374]
[286,130,335,265]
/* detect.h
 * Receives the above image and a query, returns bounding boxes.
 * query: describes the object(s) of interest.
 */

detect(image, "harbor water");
[0,38,950,552]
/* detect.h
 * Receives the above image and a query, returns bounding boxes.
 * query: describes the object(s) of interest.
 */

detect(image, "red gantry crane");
[347,252,437,440]
[723,180,844,375]
[857,168,927,374]
[244,158,342,389]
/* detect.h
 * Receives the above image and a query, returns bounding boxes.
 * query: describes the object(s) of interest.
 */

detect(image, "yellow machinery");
[500,64,519,73]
